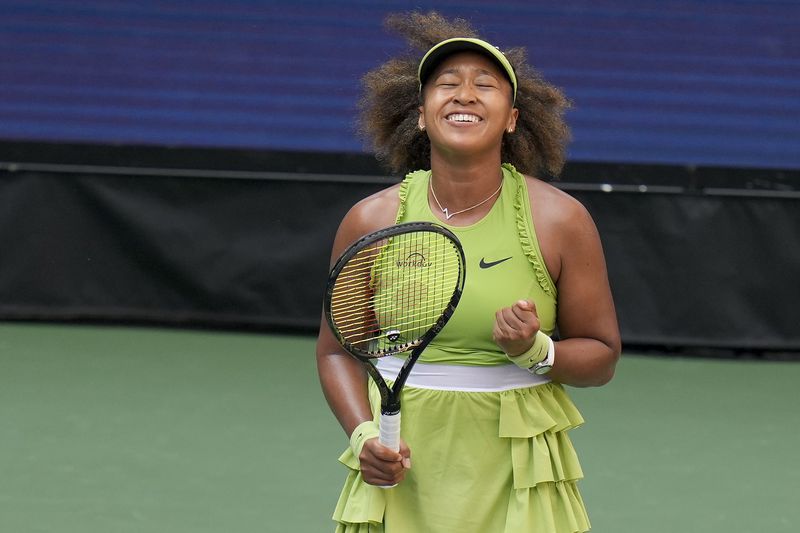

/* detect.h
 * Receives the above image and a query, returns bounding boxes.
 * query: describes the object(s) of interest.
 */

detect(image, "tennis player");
[316,11,620,533]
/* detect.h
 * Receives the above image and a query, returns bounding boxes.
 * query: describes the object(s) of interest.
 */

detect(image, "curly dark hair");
[357,11,571,178]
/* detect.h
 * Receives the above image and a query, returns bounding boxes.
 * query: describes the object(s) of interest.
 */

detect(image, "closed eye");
[475,75,499,89]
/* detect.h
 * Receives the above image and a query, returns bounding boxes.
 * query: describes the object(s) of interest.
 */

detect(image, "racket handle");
[378,412,401,489]
[379,412,401,452]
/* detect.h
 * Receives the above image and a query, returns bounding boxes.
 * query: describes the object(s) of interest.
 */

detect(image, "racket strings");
[332,262,459,336]
[330,232,462,353]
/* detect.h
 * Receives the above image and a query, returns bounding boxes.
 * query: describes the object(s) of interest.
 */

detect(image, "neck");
[428,154,503,211]
[430,148,502,181]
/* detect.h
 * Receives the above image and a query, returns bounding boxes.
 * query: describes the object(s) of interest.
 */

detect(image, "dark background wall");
[1,1,798,352]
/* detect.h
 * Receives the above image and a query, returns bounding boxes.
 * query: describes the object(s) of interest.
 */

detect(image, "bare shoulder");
[522,174,603,282]
[525,176,596,235]
[331,183,403,259]
[345,183,402,232]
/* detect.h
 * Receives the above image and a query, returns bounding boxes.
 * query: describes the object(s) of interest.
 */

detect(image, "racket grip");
[379,412,401,452]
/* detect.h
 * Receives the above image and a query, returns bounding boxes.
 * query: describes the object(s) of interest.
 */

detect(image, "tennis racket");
[324,222,466,454]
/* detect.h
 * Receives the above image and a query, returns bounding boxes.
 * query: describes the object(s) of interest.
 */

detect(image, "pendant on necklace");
[429,177,503,221]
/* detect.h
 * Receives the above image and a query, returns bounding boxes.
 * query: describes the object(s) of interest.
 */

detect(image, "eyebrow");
[436,67,499,79]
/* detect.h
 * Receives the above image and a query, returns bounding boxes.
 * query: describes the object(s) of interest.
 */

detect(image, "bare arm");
[316,188,398,433]
[316,319,373,436]
[548,195,621,387]
[315,186,411,485]
[496,180,621,387]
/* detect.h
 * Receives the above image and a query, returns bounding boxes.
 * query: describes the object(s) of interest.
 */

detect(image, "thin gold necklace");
[429,177,503,220]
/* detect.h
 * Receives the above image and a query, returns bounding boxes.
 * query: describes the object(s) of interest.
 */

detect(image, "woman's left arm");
[548,198,621,387]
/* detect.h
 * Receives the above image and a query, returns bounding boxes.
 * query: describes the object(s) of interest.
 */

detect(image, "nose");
[453,82,477,104]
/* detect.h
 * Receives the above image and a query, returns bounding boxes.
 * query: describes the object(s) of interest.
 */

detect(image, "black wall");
[2,145,797,352]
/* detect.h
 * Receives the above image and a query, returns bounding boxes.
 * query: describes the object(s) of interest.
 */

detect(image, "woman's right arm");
[315,187,411,485]
[316,311,374,437]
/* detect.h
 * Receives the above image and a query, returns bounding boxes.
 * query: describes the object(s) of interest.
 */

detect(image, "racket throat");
[381,401,401,417]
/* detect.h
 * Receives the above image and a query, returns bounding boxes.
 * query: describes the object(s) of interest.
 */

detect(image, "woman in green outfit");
[316,11,621,533]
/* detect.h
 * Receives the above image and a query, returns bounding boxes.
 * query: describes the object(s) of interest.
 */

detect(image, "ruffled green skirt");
[332,381,590,532]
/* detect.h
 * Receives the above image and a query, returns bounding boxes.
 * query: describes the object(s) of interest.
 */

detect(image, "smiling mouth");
[446,113,482,123]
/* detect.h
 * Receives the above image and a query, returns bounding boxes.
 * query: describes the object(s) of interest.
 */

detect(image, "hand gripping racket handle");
[379,411,401,452]
[378,412,401,489]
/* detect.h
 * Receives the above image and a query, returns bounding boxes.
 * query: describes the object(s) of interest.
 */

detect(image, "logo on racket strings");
[384,329,413,346]
[385,329,402,342]
[396,252,430,268]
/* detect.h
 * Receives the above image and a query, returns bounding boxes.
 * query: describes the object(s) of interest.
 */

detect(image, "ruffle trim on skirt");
[499,382,585,489]
[332,381,588,532]
[499,383,590,532]
[505,479,591,532]
[332,379,388,532]
[332,448,386,531]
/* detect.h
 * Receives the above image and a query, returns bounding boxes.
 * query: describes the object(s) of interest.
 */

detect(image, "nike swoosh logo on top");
[479,256,512,269]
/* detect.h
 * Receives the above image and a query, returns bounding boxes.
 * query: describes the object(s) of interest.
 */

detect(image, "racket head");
[324,222,466,361]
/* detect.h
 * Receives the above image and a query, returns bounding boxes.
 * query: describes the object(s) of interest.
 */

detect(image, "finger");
[492,321,504,343]
[494,308,509,332]
[515,298,534,311]
[493,310,517,342]
[374,470,405,486]
[363,441,404,466]
[362,467,405,486]
[497,306,527,335]
[359,450,407,485]
[373,443,403,462]
[363,458,405,476]
[364,437,401,459]
[359,454,405,481]
[399,440,412,470]
[511,299,537,322]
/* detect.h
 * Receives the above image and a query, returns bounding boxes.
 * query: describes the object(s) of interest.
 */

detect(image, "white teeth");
[447,113,481,123]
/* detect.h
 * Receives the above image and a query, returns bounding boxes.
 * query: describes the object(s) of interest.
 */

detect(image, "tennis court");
[2,322,797,532]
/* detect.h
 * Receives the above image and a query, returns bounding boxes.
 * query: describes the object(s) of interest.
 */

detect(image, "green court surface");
[1,323,798,532]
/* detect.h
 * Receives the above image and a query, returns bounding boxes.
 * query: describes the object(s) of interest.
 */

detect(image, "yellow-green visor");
[418,37,517,104]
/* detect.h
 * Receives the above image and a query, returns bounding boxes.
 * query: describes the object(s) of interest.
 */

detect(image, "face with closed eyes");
[419,51,518,159]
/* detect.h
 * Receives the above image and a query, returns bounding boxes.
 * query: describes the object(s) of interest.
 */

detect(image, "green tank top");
[395,163,557,366]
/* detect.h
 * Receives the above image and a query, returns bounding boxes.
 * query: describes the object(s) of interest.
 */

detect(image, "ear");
[418,106,426,130]
[506,108,519,133]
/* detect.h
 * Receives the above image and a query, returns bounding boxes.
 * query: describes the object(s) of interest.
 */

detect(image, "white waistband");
[375,356,550,392]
